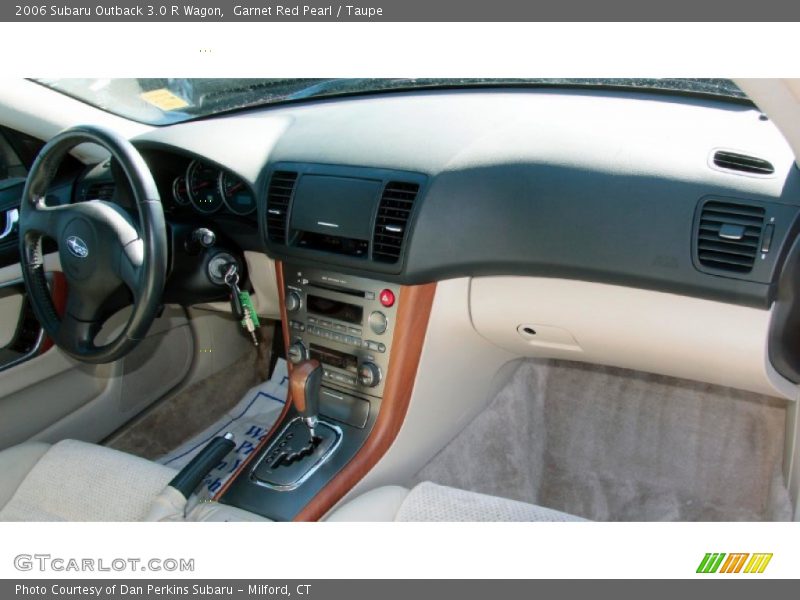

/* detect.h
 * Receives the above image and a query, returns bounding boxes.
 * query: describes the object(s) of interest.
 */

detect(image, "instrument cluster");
[171,159,256,216]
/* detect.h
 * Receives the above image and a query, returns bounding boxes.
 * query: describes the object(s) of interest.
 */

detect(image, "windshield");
[32,78,746,126]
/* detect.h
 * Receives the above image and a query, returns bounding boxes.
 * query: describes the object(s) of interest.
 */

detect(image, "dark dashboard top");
[85,87,800,308]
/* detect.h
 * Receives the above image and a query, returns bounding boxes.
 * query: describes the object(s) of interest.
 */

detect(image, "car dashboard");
[59,87,800,399]
[4,84,800,521]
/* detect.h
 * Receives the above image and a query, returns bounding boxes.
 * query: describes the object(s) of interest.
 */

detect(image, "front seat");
[0,440,175,521]
[0,440,585,522]
[327,481,586,522]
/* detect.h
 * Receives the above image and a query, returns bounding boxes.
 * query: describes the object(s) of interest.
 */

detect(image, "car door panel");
[0,286,23,348]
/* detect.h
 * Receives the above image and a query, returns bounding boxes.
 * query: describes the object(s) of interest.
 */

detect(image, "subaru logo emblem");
[65,236,89,258]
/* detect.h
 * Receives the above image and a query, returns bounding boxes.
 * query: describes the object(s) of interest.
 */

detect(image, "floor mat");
[105,338,272,460]
[412,359,793,521]
[156,358,289,498]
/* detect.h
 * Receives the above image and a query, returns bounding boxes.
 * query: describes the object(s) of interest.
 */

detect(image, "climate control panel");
[282,264,400,399]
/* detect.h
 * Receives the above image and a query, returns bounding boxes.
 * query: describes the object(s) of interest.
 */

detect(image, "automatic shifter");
[290,359,322,440]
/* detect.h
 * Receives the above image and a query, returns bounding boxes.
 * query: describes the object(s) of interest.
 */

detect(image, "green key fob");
[238,290,260,329]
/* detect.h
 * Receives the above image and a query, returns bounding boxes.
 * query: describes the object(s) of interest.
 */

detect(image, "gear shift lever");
[290,359,322,439]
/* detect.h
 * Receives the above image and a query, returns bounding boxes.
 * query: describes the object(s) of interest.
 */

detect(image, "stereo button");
[358,362,382,388]
[285,291,302,313]
[368,311,388,335]
[287,342,308,364]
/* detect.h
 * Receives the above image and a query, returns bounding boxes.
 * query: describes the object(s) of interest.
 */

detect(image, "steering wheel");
[18,125,167,364]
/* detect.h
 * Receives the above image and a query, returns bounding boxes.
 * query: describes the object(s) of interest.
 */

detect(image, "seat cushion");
[0,440,176,521]
[328,481,587,522]
[326,485,410,522]
[0,442,50,510]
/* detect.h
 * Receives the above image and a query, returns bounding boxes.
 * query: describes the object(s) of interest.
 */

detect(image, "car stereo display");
[306,294,363,325]
[310,344,358,373]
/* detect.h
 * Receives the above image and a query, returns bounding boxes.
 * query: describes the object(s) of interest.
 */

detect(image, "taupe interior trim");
[469,276,799,400]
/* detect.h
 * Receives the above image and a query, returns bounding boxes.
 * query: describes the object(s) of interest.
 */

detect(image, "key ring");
[224,264,239,286]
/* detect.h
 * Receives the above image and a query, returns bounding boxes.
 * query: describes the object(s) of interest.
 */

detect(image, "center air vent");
[372,181,420,264]
[266,171,298,245]
[83,182,115,201]
[696,199,765,273]
[712,150,775,176]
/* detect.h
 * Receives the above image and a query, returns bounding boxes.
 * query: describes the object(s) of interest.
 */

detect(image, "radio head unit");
[283,264,400,399]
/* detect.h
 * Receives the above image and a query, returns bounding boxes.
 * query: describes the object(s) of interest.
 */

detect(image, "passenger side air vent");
[84,182,115,201]
[266,171,298,245]
[372,181,420,263]
[712,150,775,176]
[696,199,765,273]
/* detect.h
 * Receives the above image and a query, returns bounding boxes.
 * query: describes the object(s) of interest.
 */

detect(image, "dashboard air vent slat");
[696,200,765,273]
[712,150,775,175]
[372,181,420,264]
[266,171,298,245]
[84,182,115,201]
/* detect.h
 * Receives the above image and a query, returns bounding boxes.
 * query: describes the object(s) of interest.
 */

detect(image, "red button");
[379,289,395,307]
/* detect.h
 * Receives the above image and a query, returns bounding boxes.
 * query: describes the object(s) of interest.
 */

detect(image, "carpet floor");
[412,359,792,521]
[104,322,275,460]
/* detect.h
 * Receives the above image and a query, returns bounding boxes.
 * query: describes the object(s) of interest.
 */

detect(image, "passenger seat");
[327,481,586,521]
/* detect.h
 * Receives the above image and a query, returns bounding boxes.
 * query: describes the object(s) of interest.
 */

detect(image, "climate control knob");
[287,342,308,365]
[357,362,382,388]
[285,291,302,313]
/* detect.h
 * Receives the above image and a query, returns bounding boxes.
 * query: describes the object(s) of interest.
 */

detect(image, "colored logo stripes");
[696,553,773,574]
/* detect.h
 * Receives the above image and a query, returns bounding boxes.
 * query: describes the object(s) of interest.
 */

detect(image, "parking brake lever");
[290,359,322,440]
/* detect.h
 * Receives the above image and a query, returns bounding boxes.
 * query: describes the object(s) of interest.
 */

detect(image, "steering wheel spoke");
[116,238,144,300]
[19,203,64,243]
[58,313,102,356]
[57,289,105,355]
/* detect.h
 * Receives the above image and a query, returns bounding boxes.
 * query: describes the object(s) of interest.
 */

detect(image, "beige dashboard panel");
[469,276,796,400]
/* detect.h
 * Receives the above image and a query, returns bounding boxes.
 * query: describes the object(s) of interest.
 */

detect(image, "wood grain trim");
[213,261,294,500]
[290,359,320,413]
[293,280,436,521]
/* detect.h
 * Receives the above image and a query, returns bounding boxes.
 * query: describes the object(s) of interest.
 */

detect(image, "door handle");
[0,208,19,240]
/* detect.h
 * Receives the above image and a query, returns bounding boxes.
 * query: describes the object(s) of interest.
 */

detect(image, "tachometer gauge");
[186,160,224,214]
[172,176,190,206]
[219,172,256,215]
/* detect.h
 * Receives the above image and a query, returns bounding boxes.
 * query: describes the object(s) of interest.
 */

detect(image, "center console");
[283,264,400,399]
[218,263,403,521]
[217,163,432,521]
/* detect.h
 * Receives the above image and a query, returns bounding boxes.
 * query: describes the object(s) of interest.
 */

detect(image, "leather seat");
[327,481,586,521]
[0,440,175,521]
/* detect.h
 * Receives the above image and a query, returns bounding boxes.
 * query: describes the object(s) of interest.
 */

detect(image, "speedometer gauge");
[187,160,224,214]
[219,172,256,215]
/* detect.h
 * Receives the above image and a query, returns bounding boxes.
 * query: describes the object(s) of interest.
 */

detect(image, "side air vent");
[266,171,298,244]
[712,150,775,176]
[372,181,420,263]
[696,200,765,273]
[84,182,115,201]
